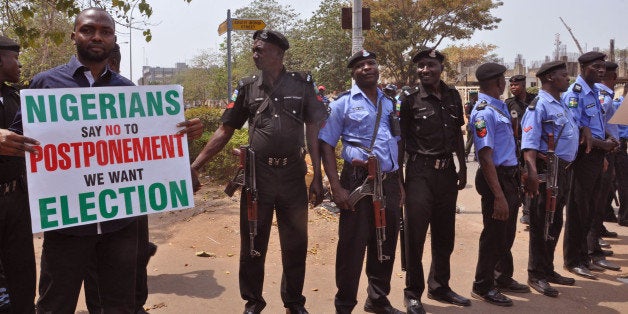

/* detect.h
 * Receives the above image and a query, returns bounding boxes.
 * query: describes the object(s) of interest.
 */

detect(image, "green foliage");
[188,129,248,183]
[184,106,223,133]
[526,86,539,95]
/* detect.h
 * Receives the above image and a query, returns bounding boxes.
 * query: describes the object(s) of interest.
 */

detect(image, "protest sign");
[20,85,195,233]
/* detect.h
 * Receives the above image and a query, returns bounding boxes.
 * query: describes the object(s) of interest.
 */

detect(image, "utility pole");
[352,0,363,54]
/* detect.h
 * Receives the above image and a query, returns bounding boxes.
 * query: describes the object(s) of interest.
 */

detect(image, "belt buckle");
[434,158,446,170]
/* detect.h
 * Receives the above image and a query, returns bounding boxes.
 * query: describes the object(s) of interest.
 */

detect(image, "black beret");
[475,62,507,81]
[536,61,566,77]
[509,74,526,82]
[0,35,19,52]
[577,51,605,64]
[253,29,289,51]
[604,61,619,71]
[347,50,376,68]
[412,49,445,63]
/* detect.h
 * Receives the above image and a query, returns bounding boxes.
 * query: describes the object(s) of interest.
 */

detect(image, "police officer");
[470,63,529,307]
[506,75,536,226]
[588,61,621,270]
[0,35,38,314]
[191,30,326,314]
[616,87,628,226]
[319,50,403,314]
[464,91,479,160]
[561,51,618,280]
[399,49,469,313]
[521,61,577,297]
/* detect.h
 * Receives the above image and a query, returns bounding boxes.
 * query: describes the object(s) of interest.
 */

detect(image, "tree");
[364,0,502,85]
[440,43,497,84]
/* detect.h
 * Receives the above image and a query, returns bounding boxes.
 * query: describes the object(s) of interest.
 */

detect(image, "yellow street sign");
[218,20,228,35]
[232,19,266,31]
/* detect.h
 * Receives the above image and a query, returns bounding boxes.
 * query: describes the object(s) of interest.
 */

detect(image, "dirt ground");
[33,160,628,313]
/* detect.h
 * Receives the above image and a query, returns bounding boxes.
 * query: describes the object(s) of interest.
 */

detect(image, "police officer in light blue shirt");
[520,61,577,297]
[319,50,404,314]
[615,92,628,226]
[470,63,529,308]
[561,52,619,280]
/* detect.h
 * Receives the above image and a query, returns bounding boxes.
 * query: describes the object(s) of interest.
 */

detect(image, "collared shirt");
[595,83,619,140]
[562,75,605,139]
[0,83,25,180]
[28,55,135,236]
[615,96,628,139]
[319,84,400,172]
[470,92,518,167]
[399,81,464,156]
[221,70,326,158]
[521,90,579,162]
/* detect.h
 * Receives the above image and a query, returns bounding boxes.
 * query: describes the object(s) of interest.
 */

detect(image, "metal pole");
[351,0,363,54]
[227,9,233,99]
[129,0,139,82]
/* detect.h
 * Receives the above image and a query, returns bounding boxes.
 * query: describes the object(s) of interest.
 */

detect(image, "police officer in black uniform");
[464,91,479,160]
[0,35,38,314]
[190,30,326,314]
[505,75,536,226]
[400,49,469,313]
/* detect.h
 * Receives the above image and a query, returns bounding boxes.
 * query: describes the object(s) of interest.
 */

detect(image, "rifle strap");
[248,75,285,144]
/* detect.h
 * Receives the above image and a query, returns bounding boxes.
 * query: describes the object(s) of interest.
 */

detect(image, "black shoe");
[471,289,512,307]
[618,220,628,227]
[286,305,308,314]
[601,229,618,238]
[592,258,621,271]
[547,271,575,286]
[427,289,471,306]
[604,214,618,223]
[404,299,426,314]
[564,264,597,280]
[602,249,614,257]
[587,262,606,272]
[528,278,559,297]
[520,214,530,225]
[496,279,530,293]
[598,238,611,248]
[363,298,403,314]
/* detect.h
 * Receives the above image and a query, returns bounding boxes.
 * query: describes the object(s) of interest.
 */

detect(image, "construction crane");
[559,17,584,54]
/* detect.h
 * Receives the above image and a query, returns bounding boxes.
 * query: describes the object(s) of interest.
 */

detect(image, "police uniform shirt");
[521,90,579,162]
[221,70,326,158]
[0,84,25,179]
[470,93,518,167]
[399,81,464,155]
[505,92,536,118]
[318,84,400,172]
[561,75,606,140]
[615,96,628,139]
[595,83,619,140]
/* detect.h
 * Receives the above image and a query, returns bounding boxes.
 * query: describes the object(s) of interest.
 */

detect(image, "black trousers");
[563,149,604,268]
[238,160,308,313]
[528,160,571,280]
[335,163,400,314]
[617,140,628,223]
[37,220,139,314]
[85,215,151,313]
[403,157,458,301]
[0,184,36,314]
[588,152,615,255]
[473,167,520,294]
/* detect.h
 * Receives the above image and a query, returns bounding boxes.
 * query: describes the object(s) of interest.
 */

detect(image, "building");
[139,62,189,85]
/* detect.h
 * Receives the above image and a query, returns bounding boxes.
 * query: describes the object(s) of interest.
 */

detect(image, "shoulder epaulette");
[288,71,313,83]
[572,83,582,93]
[404,86,420,96]
[237,75,257,88]
[333,90,351,101]
[476,100,488,110]
[528,97,540,111]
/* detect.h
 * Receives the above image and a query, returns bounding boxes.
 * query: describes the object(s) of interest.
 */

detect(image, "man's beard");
[76,44,111,63]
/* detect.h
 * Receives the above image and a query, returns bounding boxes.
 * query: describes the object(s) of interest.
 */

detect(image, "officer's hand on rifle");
[0,129,39,157]
[177,118,203,141]
[330,184,351,211]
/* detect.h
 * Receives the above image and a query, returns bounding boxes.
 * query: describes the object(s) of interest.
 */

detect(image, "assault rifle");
[349,155,389,262]
[225,146,261,257]
[544,133,558,241]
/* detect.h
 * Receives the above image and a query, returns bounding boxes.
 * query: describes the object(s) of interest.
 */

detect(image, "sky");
[117,0,628,82]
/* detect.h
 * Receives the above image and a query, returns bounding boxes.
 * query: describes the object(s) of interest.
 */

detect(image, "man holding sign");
[26,8,201,313]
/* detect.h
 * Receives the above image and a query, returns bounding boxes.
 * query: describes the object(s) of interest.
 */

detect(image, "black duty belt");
[495,165,519,177]
[344,161,398,181]
[0,177,23,197]
[408,153,453,170]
